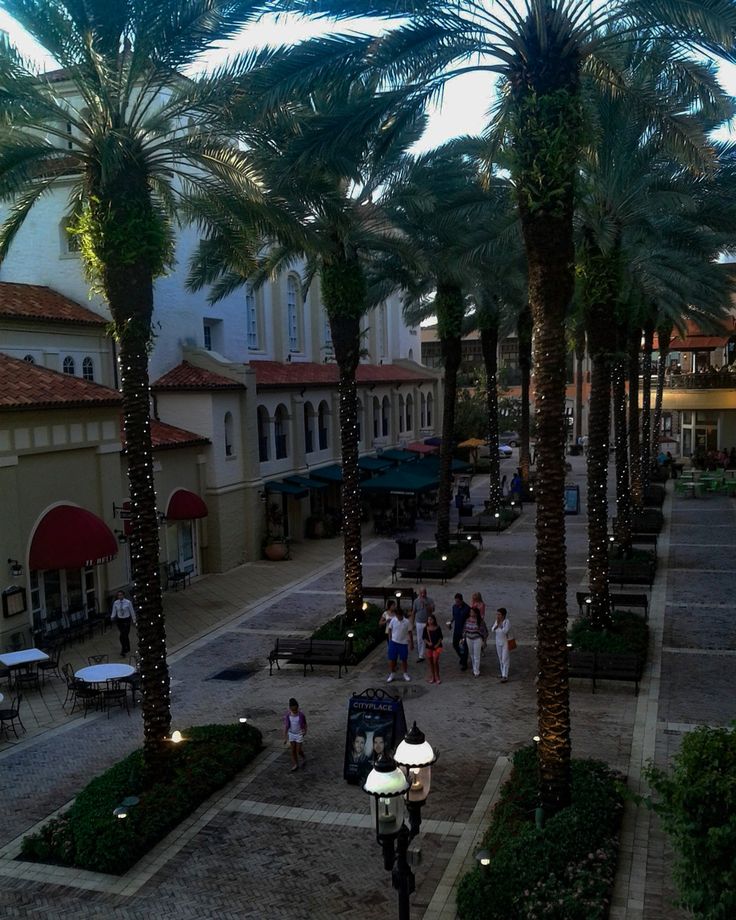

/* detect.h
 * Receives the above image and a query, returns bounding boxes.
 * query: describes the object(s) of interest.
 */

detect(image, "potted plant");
[262,501,289,560]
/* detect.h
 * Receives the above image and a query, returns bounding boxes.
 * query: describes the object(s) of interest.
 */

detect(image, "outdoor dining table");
[0,648,49,669]
[74,663,134,684]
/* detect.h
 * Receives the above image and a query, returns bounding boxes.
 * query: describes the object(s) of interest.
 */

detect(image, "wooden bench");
[609,532,658,554]
[576,591,649,621]
[268,637,350,678]
[391,558,447,584]
[568,649,643,695]
[608,558,655,588]
[362,586,416,613]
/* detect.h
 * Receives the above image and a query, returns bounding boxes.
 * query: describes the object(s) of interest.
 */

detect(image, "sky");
[0,7,734,148]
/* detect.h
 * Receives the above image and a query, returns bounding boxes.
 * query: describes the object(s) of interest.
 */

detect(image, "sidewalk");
[0,453,732,918]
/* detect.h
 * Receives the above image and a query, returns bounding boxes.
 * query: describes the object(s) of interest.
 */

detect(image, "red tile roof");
[152,361,245,390]
[0,352,122,411]
[0,282,107,325]
[120,418,210,451]
[252,360,435,388]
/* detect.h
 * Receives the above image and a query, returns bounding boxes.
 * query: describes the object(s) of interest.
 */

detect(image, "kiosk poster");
[344,689,407,785]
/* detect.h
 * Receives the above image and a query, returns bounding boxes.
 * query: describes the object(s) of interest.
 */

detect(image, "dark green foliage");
[21,723,262,874]
[570,610,649,659]
[420,543,478,576]
[456,748,624,920]
[312,603,383,659]
[645,724,736,919]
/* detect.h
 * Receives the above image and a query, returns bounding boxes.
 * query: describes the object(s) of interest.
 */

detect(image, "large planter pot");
[263,541,289,561]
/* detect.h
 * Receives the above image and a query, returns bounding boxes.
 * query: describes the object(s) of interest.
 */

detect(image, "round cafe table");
[74,663,135,684]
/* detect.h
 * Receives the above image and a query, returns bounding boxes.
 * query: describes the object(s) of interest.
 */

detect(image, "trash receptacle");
[396,538,418,560]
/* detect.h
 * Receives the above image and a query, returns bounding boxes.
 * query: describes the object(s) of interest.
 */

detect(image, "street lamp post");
[363,723,438,920]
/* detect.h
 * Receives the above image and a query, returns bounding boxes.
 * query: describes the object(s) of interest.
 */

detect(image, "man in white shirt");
[386,607,414,683]
[110,590,137,657]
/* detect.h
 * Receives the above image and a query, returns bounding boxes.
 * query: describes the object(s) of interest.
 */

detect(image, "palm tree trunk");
[640,322,654,489]
[573,322,586,444]
[323,262,364,624]
[518,304,533,483]
[435,281,465,554]
[106,264,172,782]
[612,352,633,552]
[652,324,672,465]
[518,205,573,815]
[628,330,643,510]
[584,298,612,630]
[480,323,501,515]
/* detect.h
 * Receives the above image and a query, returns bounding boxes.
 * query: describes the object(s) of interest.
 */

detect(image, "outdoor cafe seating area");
[675,467,736,498]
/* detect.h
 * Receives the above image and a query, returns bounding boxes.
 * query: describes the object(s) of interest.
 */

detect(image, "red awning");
[166,489,208,521]
[668,335,729,351]
[30,505,117,571]
[406,441,438,454]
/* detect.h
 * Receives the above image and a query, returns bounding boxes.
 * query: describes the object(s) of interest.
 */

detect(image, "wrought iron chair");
[0,694,25,739]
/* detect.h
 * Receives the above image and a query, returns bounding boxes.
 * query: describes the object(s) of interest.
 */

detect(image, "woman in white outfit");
[492,607,511,682]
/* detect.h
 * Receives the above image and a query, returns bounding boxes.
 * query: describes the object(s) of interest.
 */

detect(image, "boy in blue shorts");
[386,606,414,682]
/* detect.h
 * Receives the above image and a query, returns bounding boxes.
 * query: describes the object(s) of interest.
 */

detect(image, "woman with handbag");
[423,613,444,684]
[463,606,489,677]
[492,607,513,683]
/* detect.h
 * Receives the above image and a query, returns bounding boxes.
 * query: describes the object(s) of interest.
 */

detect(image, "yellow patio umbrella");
[458,438,486,449]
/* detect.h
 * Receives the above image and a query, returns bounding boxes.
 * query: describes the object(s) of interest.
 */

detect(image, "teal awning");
[312,464,343,483]
[379,449,418,464]
[265,480,309,498]
[358,456,392,472]
[414,456,472,475]
[361,468,438,495]
[286,475,328,491]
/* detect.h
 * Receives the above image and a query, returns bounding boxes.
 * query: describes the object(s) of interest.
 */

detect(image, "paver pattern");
[0,453,733,918]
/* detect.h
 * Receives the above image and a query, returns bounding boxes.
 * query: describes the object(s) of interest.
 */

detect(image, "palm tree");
[282,0,736,814]
[188,73,425,623]
[0,0,280,778]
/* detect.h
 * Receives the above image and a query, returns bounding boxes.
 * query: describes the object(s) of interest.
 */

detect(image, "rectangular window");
[203,322,212,351]
[246,285,259,349]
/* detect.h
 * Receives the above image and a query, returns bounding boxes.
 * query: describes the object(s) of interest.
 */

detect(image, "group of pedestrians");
[378,588,514,684]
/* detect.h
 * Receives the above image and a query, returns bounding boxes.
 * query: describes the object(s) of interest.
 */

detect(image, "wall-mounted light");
[7,559,23,578]
[114,530,128,545]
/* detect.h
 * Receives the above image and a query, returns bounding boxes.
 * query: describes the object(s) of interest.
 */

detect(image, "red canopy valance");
[166,489,208,521]
[30,505,117,571]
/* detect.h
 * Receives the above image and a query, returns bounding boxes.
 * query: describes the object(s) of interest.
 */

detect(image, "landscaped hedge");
[644,723,736,919]
[420,542,478,576]
[570,610,649,659]
[312,602,384,660]
[457,747,624,920]
[21,723,262,874]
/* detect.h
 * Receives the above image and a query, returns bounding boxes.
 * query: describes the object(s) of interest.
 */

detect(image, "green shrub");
[312,603,384,660]
[644,723,736,919]
[420,543,478,576]
[570,610,649,659]
[21,723,262,874]
[457,747,624,919]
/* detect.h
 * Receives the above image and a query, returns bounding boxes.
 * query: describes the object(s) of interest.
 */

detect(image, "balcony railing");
[663,371,736,390]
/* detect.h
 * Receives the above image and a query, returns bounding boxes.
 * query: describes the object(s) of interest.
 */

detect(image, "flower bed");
[21,723,262,874]
[570,610,649,659]
[457,747,624,920]
[312,603,384,661]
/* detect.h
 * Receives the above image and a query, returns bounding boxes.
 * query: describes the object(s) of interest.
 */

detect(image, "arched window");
[303,402,315,453]
[274,404,289,459]
[426,392,434,428]
[317,401,329,451]
[286,275,300,353]
[381,396,390,438]
[405,394,413,432]
[62,356,75,375]
[372,396,381,440]
[224,411,234,457]
[246,283,260,350]
[420,392,427,428]
[23,354,35,364]
[82,357,94,381]
[408,347,414,362]
[257,406,270,462]
[398,394,405,433]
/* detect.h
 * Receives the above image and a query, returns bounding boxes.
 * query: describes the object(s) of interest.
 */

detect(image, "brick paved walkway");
[1,454,732,918]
